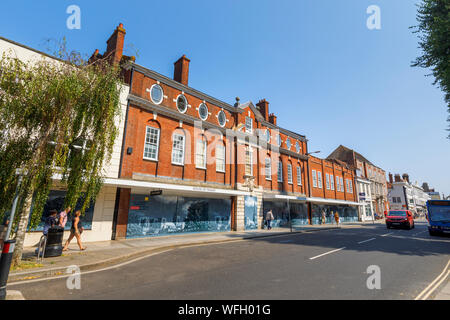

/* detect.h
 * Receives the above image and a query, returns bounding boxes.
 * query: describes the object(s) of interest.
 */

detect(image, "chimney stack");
[389,173,393,184]
[402,173,410,184]
[269,113,277,126]
[174,55,190,86]
[256,99,270,121]
[105,23,126,65]
[394,174,402,183]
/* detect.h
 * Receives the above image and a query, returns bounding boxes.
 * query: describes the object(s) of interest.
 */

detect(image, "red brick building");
[92,25,359,239]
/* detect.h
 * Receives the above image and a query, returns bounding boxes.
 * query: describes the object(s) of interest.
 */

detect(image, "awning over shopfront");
[103,178,251,197]
[307,197,361,206]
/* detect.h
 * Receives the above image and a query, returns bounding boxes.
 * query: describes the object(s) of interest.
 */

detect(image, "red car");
[386,210,415,230]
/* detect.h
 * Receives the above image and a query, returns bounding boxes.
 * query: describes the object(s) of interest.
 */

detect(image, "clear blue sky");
[1,0,448,195]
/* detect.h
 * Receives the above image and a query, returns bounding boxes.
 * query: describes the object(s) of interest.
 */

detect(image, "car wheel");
[429,230,437,236]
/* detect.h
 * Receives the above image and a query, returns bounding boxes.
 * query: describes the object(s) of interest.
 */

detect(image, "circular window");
[296,142,301,153]
[150,84,163,105]
[176,95,188,113]
[265,129,270,143]
[218,110,226,127]
[198,103,209,121]
[277,135,282,147]
[286,138,291,150]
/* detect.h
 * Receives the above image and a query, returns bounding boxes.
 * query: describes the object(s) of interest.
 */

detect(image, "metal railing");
[36,235,47,263]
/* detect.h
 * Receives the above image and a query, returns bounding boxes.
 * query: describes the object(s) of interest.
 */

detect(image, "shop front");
[262,195,308,228]
[308,198,360,225]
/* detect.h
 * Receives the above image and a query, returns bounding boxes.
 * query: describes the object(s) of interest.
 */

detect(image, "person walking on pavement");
[58,206,71,229]
[43,210,58,236]
[63,210,86,251]
[266,210,274,230]
[321,210,326,225]
[334,211,340,227]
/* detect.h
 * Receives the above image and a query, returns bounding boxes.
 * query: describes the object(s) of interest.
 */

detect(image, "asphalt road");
[9,221,450,300]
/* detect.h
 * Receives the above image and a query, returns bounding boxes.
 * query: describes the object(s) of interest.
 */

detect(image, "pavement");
[8,222,367,284]
[7,220,450,300]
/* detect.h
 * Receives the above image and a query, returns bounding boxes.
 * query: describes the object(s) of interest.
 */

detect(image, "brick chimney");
[268,113,277,126]
[256,99,269,121]
[389,173,393,184]
[105,23,126,65]
[402,173,410,184]
[174,55,190,86]
[394,174,402,183]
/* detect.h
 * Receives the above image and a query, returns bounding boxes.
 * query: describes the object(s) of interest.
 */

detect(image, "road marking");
[7,249,173,286]
[412,230,427,237]
[309,247,346,260]
[415,259,450,300]
[380,233,392,237]
[357,238,376,244]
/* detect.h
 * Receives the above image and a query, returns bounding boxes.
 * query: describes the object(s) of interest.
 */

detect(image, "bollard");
[0,240,15,300]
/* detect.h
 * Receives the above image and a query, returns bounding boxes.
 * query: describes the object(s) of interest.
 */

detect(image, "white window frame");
[278,161,283,182]
[330,174,335,190]
[265,129,271,143]
[216,144,226,173]
[317,171,323,189]
[176,94,188,114]
[348,179,353,193]
[286,138,291,150]
[340,177,344,192]
[198,103,209,121]
[143,126,160,161]
[245,147,253,176]
[245,117,253,134]
[171,133,185,166]
[297,166,302,186]
[150,84,164,105]
[277,135,282,147]
[326,173,330,190]
[218,110,227,127]
[195,139,207,169]
[312,170,317,188]
[287,164,293,184]
[336,176,340,191]
[296,142,301,153]
[265,158,272,180]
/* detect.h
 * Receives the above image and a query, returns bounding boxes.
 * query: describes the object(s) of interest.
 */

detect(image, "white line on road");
[309,247,346,260]
[415,259,450,300]
[412,230,427,237]
[380,233,392,237]
[357,238,376,244]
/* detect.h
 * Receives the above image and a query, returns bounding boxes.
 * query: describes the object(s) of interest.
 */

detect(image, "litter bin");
[44,226,64,257]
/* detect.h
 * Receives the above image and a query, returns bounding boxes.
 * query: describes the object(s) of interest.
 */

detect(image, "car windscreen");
[388,211,407,216]
[428,206,450,222]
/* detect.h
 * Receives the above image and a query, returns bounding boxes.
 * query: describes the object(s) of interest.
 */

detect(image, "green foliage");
[412,0,450,137]
[0,42,122,229]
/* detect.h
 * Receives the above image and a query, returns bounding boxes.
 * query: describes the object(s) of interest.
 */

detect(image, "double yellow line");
[415,259,450,300]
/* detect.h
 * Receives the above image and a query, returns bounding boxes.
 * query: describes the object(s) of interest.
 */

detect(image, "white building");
[0,36,129,246]
[355,171,374,221]
[388,174,430,217]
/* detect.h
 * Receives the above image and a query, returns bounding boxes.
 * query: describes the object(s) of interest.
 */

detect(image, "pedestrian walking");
[266,210,274,230]
[43,210,58,236]
[58,206,71,228]
[334,211,340,227]
[63,210,86,251]
[321,210,326,225]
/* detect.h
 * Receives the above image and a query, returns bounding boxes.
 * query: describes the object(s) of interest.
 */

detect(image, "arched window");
[196,136,207,169]
[277,159,283,182]
[143,125,160,161]
[265,157,272,180]
[216,142,226,172]
[171,131,185,165]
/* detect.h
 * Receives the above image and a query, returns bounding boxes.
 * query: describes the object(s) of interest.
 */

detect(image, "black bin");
[44,226,64,257]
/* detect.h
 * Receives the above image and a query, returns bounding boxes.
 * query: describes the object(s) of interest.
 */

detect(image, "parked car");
[386,210,415,230]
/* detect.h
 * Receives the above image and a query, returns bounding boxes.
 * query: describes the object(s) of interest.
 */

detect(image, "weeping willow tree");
[0,45,122,265]
[412,0,450,138]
